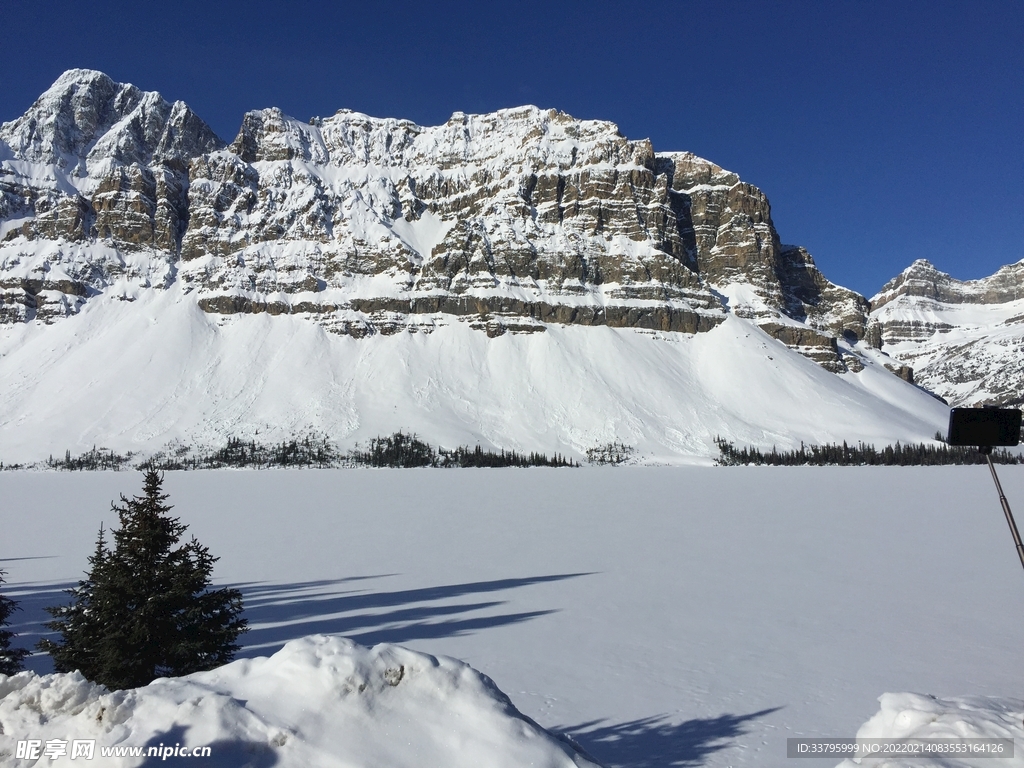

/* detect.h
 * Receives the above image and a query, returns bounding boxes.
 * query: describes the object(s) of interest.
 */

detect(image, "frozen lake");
[3,465,1023,767]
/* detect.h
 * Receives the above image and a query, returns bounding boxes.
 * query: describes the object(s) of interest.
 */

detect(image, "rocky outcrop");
[175,105,729,338]
[657,153,871,369]
[662,152,870,335]
[0,69,222,319]
[0,69,222,170]
[2,70,875,370]
[870,259,1024,406]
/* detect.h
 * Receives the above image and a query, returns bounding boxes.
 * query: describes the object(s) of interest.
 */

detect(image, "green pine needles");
[39,471,247,690]
[0,568,29,675]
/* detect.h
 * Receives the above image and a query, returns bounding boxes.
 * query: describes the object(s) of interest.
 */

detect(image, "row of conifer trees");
[12,434,1023,473]
[351,432,577,468]
[715,438,1023,466]
[27,432,577,471]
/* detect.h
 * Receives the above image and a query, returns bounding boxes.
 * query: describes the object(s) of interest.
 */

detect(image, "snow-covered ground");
[1,636,598,767]
[2,466,1024,767]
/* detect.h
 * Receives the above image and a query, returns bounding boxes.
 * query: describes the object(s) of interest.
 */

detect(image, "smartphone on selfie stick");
[947,407,1024,571]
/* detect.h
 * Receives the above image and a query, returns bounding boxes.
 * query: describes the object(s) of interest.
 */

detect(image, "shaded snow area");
[837,693,1024,768]
[0,283,948,465]
[3,466,1024,767]
[0,635,597,767]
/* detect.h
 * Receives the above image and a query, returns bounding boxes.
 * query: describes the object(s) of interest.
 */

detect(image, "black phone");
[947,408,1022,447]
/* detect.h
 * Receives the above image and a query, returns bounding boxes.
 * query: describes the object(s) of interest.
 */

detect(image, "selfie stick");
[948,407,1024,572]
[981,446,1024,572]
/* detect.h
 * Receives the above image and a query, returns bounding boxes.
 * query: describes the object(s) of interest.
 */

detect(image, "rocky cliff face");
[0,69,223,322]
[2,70,872,367]
[870,259,1024,406]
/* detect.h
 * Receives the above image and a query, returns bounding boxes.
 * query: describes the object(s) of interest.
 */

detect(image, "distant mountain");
[0,70,967,463]
[871,259,1024,407]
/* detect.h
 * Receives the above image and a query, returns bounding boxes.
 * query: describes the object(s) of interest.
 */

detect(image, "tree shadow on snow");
[234,573,591,658]
[11,574,591,672]
[138,724,279,767]
[2,579,78,674]
[560,707,782,768]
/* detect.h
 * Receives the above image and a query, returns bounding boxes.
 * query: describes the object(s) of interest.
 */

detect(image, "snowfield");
[2,466,1024,767]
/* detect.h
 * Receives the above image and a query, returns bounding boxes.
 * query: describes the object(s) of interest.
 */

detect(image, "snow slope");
[3,466,1024,767]
[0,635,598,767]
[0,283,948,465]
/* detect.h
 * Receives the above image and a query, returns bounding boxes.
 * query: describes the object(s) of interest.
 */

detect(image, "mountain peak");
[873,255,1024,312]
[46,68,117,91]
[0,68,223,169]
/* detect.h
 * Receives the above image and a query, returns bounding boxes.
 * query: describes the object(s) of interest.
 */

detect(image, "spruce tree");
[38,528,112,681]
[40,471,247,689]
[0,568,29,675]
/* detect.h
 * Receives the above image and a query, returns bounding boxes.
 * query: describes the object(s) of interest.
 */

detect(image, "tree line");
[715,437,1023,466]
[352,432,577,468]
[11,432,578,471]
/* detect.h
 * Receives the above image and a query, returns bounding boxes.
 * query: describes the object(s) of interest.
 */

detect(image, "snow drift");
[0,634,599,767]
[837,692,1024,768]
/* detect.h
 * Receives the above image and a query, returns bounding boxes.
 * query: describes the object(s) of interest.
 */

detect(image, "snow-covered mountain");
[1,70,868,350]
[871,259,1024,407]
[0,70,963,463]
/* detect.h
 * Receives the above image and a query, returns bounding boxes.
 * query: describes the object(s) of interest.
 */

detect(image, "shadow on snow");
[8,573,592,673]
[559,707,783,768]
[139,724,278,768]
[3,580,78,674]
[233,573,592,656]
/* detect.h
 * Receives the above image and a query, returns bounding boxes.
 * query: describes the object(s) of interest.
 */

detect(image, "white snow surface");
[836,693,1024,768]
[0,635,597,767]
[3,466,1024,767]
[0,282,948,464]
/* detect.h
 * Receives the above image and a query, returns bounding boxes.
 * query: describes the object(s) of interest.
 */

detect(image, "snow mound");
[836,692,1024,767]
[0,635,600,767]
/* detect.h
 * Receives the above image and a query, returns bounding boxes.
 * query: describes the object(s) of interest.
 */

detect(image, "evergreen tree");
[40,471,247,689]
[0,568,29,675]
[38,528,112,681]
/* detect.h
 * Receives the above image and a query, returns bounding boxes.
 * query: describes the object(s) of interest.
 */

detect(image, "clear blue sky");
[2,0,1020,297]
